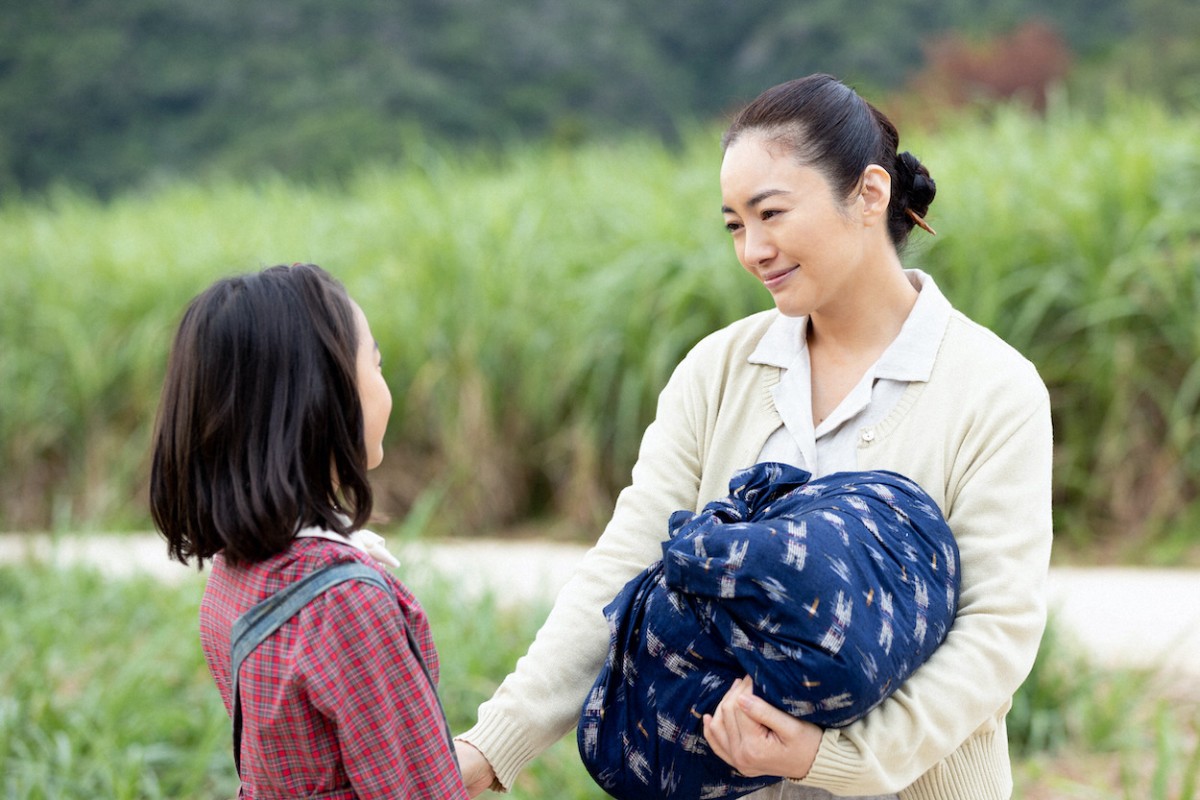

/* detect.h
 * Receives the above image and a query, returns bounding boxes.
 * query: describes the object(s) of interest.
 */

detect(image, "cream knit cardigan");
[460,304,1053,800]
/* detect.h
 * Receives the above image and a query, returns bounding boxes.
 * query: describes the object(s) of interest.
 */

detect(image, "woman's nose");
[741,225,776,266]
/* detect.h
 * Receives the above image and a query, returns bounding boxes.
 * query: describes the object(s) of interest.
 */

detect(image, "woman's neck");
[808,262,918,357]
[805,264,918,427]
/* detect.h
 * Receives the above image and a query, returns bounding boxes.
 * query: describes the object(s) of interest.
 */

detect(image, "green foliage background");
[2,97,1198,560]
[3,5,1199,799]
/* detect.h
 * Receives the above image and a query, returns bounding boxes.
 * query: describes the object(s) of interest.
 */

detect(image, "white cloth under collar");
[293,525,401,568]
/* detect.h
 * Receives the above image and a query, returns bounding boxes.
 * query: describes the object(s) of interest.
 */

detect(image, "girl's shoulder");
[217,537,399,603]
[289,537,405,590]
[270,539,427,631]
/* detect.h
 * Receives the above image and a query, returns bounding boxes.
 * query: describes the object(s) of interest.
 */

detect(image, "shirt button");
[860,428,876,444]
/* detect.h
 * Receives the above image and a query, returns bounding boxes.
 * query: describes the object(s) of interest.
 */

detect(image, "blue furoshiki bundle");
[578,462,960,800]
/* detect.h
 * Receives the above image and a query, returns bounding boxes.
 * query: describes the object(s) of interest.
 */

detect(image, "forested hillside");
[1,0,1194,197]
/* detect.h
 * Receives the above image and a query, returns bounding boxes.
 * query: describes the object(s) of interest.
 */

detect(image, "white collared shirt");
[294,525,402,568]
[751,269,952,478]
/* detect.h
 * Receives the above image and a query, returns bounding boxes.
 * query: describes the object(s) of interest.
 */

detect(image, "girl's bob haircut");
[150,263,373,566]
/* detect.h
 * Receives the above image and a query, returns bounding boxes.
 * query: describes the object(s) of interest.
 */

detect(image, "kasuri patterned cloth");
[578,462,960,800]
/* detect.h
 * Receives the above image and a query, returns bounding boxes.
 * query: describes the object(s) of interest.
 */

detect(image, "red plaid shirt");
[199,537,467,799]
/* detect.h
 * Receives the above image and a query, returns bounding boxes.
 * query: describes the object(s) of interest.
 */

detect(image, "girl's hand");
[454,740,497,797]
[702,675,824,780]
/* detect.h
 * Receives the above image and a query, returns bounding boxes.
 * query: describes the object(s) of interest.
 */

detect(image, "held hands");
[702,675,824,781]
[454,740,497,797]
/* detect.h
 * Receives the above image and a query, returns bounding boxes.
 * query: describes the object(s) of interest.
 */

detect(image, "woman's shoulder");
[935,310,1048,401]
[658,309,780,402]
[683,308,779,365]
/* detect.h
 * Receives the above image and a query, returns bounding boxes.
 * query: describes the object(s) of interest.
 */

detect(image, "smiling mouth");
[761,266,798,289]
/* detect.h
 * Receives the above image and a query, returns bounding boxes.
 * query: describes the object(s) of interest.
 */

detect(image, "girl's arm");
[304,580,469,800]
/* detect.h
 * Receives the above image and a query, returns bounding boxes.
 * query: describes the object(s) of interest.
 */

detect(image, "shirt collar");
[748,269,951,383]
[294,524,401,568]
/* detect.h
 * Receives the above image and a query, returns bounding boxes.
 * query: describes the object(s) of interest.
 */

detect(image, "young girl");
[150,263,467,799]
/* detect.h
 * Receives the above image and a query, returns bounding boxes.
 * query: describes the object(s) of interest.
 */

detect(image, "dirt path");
[3,533,1199,688]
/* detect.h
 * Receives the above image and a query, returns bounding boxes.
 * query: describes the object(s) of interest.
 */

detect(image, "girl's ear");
[858,164,891,227]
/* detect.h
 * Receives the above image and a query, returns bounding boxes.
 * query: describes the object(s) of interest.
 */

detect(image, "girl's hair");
[150,263,373,566]
[722,73,936,250]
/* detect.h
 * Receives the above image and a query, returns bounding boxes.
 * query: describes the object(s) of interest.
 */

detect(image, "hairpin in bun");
[906,208,937,236]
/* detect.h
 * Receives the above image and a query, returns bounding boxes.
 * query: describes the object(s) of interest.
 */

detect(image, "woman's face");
[352,301,392,470]
[720,132,868,319]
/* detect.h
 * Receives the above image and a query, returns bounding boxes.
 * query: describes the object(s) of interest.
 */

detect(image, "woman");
[457,74,1052,800]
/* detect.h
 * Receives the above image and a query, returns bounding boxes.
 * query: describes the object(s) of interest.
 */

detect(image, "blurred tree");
[1095,0,1200,108]
[0,0,1181,198]
[906,20,1074,113]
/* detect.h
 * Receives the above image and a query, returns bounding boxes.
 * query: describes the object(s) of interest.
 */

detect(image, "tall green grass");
[916,95,1200,556]
[0,559,606,799]
[2,97,1198,556]
[2,559,1195,799]
[0,565,235,798]
[0,132,760,534]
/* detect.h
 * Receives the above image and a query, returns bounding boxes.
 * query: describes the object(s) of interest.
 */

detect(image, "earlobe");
[859,164,891,225]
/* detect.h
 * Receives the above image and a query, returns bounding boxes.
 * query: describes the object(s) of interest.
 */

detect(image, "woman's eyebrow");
[722,188,790,214]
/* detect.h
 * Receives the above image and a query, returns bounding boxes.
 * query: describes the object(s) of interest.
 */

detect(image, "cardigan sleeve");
[456,344,712,791]
[796,344,1054,797]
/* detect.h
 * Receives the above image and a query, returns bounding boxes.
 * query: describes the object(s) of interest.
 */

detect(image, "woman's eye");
[724,220,742,233]
[761,209,782,221]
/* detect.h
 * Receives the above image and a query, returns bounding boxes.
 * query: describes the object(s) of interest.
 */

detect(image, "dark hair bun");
[896,151,936,217]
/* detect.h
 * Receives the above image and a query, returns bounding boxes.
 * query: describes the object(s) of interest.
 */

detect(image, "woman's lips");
[762,265,798,290]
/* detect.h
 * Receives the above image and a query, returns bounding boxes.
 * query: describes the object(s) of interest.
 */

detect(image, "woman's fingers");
[703,676,754,768]
[736,682,801,733]
[702,675,823,780]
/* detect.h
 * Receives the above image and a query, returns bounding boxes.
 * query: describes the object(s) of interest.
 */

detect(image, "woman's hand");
[454,740,497,797]
[702,675,824,780]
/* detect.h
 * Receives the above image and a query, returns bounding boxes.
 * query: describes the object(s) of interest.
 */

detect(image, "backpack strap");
[229,561,458,779]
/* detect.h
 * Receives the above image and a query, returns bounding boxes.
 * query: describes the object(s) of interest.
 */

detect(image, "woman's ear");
[858,164,891,227]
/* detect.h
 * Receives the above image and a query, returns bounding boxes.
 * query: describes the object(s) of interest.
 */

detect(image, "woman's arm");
[455,346,713,791]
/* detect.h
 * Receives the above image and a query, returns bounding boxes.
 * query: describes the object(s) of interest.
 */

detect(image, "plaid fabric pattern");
[200,537,466,799]
[578,463,959,800]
